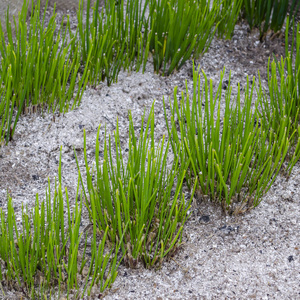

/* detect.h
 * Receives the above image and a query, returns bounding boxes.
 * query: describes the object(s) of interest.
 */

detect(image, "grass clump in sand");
[0,0,90,144]
[0,154,122,299]
[164,65,289,212]
[76,105,197,268]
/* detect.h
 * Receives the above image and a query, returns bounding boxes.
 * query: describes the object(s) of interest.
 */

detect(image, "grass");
[241,0,300,40]
[257,16,300,174]
[0,66,15,145]
[147,0,220,75]
[0,0,223,143]
[77,0,146,86]
[78,0,222,81]
[76,105,197,268]
[217,0,243,39]
[1,0,299,143]
[164,65,289,211]
[0,0,90,143]
[1,0,300,298]
[0,151,122,299]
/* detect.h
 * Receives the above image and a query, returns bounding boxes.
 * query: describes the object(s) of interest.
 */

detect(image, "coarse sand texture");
[0,0,100,26]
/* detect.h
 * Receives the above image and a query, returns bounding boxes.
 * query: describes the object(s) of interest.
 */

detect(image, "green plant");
[0,180,84,297]
[0,0,90,143]
[78,0,223,81]
[78,0,149,86]
[76,105,197,268]
[217,0,243,39]
[0,150,122,298]
[258,16,300,174]
[241,0,300,40]
[147,0,220,75]
[164,65,289,211]
[0,66,16,145]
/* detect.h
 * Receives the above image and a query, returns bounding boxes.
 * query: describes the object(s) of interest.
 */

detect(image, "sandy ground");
[0,0,102,27]
[0,10,300,300]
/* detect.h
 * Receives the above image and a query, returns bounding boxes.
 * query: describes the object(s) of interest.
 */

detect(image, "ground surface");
[1,8,300,300]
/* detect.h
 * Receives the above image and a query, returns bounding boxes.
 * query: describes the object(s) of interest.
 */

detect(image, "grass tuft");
[0,0,90,143]
[258,16,300,175]
[164,64,289,211]
[241,0,300,40]
[0,150,122,298]
[76,105,197,268]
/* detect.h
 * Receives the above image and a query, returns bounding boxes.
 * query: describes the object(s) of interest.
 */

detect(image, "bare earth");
[0,11,299,300]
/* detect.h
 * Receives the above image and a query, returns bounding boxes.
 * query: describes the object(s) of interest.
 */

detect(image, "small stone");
[32,174,39,181]
[73,139,82,150]
[91,285,98,296]
[82,266,89,277]
[219,225,234,234]
[222,80,229,90]
[200,215,210,223]
[288,255,294,262]
[282,191,292,201]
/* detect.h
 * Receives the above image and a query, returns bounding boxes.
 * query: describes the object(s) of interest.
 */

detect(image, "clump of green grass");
[241,0,300,40]
[217,0,243,39]
[0,66,16,145]
[147,0,220,75]
[78,0,224,82]
[79,0,126,86]
[76,105,197,268]
[0,0,90,143]
[78,0,150,86]
[0,180,83,298]
[257,16,300,174]
[164,65,289,212]
[1,0,237,144]
[0,151,122,299]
